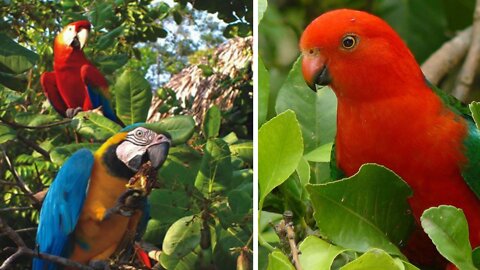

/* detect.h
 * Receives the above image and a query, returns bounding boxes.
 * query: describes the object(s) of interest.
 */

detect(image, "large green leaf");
[229,141,253,164]
[259,110,303,208]
[275,57,337,153]
[258,57,270,126]
[0,124,16,144]
[203,105,221,138]
[375,0,448,63]
[96,26,124,50]
[50,143,101,165]
[96,54,129,75]
[14,113,59,127]
[194,138,232,195]
[72,112,121,141]
[162,215,201,258]
[267,251,295,270]
[157,145,202,187]
[0,33,39,74]
[421,206,476,270]
[142,116,195,145]
[115,70,152,125]
[306,164,414,257]
[0,71,27,91]
[303,143,333,163]
[258,0,268,22]
[340,249,402,270]
[299,236,347,270]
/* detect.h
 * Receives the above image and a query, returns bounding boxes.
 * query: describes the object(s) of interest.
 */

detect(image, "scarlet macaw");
[300,9,480,268]
[41,20,124,126]
[33,126,170,269]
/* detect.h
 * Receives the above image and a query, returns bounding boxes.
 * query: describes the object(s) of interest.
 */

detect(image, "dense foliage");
[259,0,480,269]
[0,0,252,269]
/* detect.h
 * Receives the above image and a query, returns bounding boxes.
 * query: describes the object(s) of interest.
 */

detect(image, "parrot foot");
[89,259,111,270]
[103,189,145,219]
[65,107,83,118]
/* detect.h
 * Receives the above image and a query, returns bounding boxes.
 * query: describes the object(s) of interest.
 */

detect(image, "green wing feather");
[427,80,480,199]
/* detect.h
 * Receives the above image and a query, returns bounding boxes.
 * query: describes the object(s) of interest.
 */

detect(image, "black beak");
[71,36,80,49]
[147,142,170,169]
[309,65,331,91]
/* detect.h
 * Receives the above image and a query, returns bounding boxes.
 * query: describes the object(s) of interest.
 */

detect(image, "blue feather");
[33,149,94,270]
[86,85,121,125]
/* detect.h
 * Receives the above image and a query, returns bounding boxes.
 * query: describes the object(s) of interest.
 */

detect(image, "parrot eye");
[135,130,144,137]
[341,35,358,49]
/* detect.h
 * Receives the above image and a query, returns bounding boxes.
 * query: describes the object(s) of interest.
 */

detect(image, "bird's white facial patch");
[62,25,76,46]
[115,127,156,170]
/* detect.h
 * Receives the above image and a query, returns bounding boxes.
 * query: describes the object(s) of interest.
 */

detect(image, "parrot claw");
[104,189,145,219]
[65,107,83,118]
[89,259,111,270]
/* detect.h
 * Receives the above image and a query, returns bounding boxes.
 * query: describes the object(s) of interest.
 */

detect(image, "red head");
[300,9,425,100]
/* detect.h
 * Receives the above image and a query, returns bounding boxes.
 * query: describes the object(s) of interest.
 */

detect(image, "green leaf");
[0,71,27,91]
[340,249,402,270]
[259,110,303,209]
[299,236,347,270]
[160,246,199,270]
[230,141,253,164]
[14,113,59,127]
[421,205,476,270]
[162,215,201,258]
[258,57,270,126]
[275,57,337,153]
[96,26,124,50]
[470,101,480,129]
[72,112,121,141]
[267,251,295,270]
[0,33,39,74]
[157,145,202,187]
[473,247,480,269]
[258,0,268,22]
[296,157,310,187]
[0,124,16,144]
[306,164,414,257]
[50,143,101,165]
[149,189,192,223]
[96,54,129,75]
[203,105,221,138]
[141,115,195,145]
[304,143,333,163]
[194,138,232,194]
[115,70,152,125]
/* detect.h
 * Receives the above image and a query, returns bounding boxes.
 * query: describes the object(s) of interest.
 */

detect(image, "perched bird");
[300,9,480,268]
[41,20,124,126]
[33,126,170,269]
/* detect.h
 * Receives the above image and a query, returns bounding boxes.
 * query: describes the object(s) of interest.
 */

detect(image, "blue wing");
[33,149,94,270]
[86,85,124,127]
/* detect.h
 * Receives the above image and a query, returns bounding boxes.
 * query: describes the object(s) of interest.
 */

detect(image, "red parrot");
[41,20,124,126]
[300,9,480,268]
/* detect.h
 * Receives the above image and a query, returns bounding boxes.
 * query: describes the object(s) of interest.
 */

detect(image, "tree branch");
[0,116,71,130]
[2,149,41,209]
[421,27,472,85]
[16,134,51,161]
[453,0,480,100]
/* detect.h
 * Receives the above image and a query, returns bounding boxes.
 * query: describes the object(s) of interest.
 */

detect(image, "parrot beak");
[146,135,171,169]
[67,28,89,50]
[302,54,331,91]
[76,28,89,50]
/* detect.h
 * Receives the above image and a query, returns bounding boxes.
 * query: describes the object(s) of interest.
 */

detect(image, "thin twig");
[274,211,302,270]
[284,212,302,270]
[16,134,51,161]
[2,149,41,209]
[0,206,35,212]
[0,116,71,130]
[0,217,93,270]
[453,0,480,100]
[0,227,37,237]
[421,27,472,84]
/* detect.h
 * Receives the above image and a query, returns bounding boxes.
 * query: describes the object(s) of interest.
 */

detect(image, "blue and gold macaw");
[33,126,170,269]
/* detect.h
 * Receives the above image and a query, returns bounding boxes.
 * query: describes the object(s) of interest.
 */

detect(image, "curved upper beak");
[76,28,89,50]
[147,135,171,169]
[302,53,331,91]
